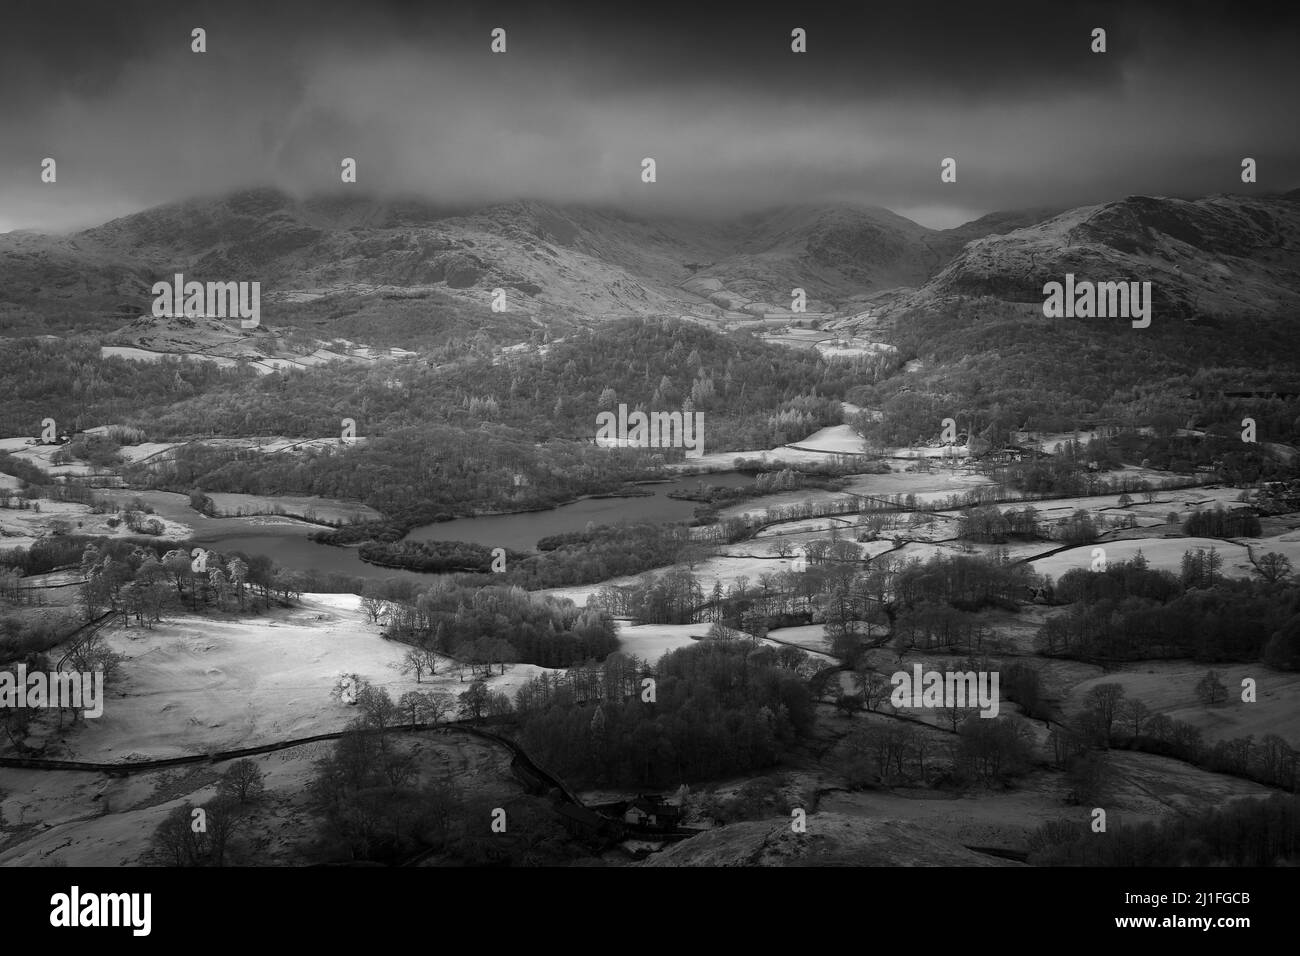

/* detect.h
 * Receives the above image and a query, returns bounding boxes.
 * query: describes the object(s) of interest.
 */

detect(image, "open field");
[1031,536,1254,580]
[0,496,191,551]
[817,750,1277,855]
[16,593,544,762]
[3,401,1297,870]
[1069,661,1300,746]
[0,437,100,478]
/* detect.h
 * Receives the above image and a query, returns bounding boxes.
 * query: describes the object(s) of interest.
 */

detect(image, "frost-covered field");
[1070,661,1300,747]
[1031,536,1253,580]
[0,496,191,550]
[27,593,541,762]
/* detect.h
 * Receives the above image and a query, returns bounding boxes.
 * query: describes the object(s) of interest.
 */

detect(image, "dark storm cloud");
[0,0,1296,232]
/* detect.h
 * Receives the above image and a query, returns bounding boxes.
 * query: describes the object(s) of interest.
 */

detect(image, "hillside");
[0,191,1061,336]
[0,231,154,330]
[641,812,1016,866]
[884,194,1300,322]
[8,190,1293,348]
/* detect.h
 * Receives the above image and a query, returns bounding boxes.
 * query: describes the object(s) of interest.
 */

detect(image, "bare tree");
[1195,670,1228,707]
[360,586,387,624]
[1117,697,1151,738]
[857,670,892,712]
[396,690,425,725]
[1256,552,1293,584]
[148,804,203,867]
[399,646,437,683]
[356,685,397,731]
[420,691,455,726]
[1083,682,1126,738]
[486,690,514,717]
[396,689,454,726]
[458,681,490,721]
[941,706,977,733]
[219,759,265,805]
[148,798,242,866]
[907,726,933,783]
[69,632,124,687]
[204,796,243,866]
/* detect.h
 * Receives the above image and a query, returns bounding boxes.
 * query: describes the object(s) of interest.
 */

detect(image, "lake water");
[97,473,754,581]
[403,472,753,552]
[94,488,431,584]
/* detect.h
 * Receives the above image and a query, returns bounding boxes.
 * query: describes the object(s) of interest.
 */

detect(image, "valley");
[3,187,1300,870]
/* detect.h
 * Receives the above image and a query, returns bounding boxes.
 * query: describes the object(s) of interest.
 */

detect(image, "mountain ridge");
[3,190,1295,337]
[876,193,1300,323]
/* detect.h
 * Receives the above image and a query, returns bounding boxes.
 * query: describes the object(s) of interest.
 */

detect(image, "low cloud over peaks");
[1,0,1297,232]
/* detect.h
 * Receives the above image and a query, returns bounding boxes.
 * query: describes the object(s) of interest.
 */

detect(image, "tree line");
[1028,792,1300,866]
[1036,556,1299,664]
[513,640,816,789]
[363,579,619,670]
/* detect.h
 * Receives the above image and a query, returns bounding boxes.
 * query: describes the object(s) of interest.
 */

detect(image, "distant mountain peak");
[8,188,1288,337]
[884,193,1300,322]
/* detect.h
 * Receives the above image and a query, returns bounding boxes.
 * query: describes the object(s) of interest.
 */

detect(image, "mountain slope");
[7,192,1030,332]
[681,205,940,313]
[8,190,1276,339]
[887,194,1300,321]
[0,231,154,330]
[3,190,726,328]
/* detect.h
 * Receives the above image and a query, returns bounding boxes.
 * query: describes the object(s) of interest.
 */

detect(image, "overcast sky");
[1,0,1297,232]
